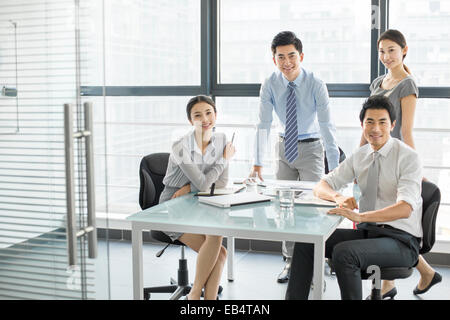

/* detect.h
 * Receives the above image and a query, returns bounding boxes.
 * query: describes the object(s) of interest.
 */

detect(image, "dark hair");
[271,31,303,55]
[378,29,411,74]
[186,95,216,120]
[359,95,396,123]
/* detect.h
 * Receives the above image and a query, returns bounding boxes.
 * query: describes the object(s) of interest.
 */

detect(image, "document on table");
[198,192,273,208]
[294,190,336,207]
[232,179,317,190]
[258,179,317,190]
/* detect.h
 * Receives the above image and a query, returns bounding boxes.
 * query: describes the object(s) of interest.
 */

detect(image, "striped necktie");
[359,151,380,212]
[284,81,299,163]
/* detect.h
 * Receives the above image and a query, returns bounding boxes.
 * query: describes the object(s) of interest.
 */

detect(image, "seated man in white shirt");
[285,95,423,300]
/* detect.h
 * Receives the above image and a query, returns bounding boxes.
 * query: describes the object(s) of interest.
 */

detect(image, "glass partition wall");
[0,0,110,299]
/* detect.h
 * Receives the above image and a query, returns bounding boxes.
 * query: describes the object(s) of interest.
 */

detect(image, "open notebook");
[196,186,245,196]
[197,192,273,208]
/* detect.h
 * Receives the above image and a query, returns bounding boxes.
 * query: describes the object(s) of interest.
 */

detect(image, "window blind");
[0,0,95,300]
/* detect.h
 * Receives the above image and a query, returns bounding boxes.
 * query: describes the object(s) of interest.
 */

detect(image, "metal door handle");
[64,102,97,267]
[84,102,97,259]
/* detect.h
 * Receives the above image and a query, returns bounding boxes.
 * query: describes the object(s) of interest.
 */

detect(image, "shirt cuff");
[254,160,263,167]
[322,174,338,191]
[397,195,419,212]
[327,159,339,171]
[190,183,199,193]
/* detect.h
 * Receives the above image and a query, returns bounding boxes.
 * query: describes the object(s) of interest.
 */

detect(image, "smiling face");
[378,39,407,71]
[273,44,304,81]
[361,108,396,151]
[189,101,216,133]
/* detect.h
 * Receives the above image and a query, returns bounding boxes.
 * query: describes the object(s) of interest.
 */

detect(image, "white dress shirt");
[323,137,423,238]
[254,68,339,168]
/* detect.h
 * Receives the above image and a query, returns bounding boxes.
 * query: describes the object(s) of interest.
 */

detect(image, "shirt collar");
[280,67,304,88]
[368,136,394,158]
[188,129,216,155]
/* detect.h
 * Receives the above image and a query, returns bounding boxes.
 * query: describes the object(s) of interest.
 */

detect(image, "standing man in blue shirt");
[249,31,340,283]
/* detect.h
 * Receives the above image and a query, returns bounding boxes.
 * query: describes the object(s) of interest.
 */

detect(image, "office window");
[83,0,201,86]
[79,1,450,245]
[215,97,279,179]
[328,98,366,156]
[413,98,450,238]
[389,0,450,86]
[92,96,192,215]
[423,168,450,239]
[219,0,371,84]
[414,99,450,164]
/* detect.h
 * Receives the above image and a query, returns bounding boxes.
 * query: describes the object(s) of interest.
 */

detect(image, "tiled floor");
[94,239,450,300]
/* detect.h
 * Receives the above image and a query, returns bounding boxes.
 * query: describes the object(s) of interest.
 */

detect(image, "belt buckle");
[300,138,318,143]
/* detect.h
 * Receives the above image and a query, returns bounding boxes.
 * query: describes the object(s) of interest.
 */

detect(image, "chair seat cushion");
[150,230,185,246]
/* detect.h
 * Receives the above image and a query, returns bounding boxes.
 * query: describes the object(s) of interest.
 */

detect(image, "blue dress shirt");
[254,68,339,169]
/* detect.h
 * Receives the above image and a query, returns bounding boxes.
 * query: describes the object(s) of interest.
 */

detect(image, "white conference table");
[127,181,343,300]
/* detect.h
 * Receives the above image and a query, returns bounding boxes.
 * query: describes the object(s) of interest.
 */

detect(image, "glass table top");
[127,192,343,238]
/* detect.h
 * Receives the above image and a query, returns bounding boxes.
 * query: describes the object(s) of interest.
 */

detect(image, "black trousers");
[285,225,420,300]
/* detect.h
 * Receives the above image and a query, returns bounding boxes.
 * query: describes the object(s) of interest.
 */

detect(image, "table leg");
[312,239,325,300]
[132,223,143,300]
[227,236,234,281]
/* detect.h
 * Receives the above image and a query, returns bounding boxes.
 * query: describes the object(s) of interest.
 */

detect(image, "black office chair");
[362,180,441,300]
[139,153,223,300]
[324,146,346,174]
[139,152,192,300]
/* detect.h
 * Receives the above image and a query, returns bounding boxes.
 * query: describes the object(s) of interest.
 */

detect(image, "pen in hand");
[210,183,216,196]
[223,133,236,161]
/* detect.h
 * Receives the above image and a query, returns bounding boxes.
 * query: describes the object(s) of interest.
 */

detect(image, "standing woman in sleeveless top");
[360,29,442,299]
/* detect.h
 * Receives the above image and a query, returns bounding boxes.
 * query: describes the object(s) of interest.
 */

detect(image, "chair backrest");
[324,147,346,174]
[139,152,184,247]
[139,153,170,210]
[420,180,441,254]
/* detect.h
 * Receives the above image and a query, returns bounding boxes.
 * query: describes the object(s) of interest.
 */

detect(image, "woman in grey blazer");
[360,29,441,298]
[159,95,235,300]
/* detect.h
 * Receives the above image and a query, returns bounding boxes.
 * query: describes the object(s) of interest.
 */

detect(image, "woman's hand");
[223,142,236,160]
[171,184,191,199]
[334,195,359,210]
[328,207,363,223]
